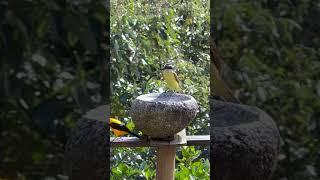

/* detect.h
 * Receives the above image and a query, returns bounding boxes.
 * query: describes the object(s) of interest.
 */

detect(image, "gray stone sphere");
[130,92,199,138]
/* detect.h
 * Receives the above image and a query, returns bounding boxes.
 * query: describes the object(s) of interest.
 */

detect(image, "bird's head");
[162,63,174,70]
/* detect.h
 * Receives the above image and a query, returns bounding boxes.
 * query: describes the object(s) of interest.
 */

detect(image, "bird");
[210,39,240,103]
[162,64,182,92]
[109,117,141,138]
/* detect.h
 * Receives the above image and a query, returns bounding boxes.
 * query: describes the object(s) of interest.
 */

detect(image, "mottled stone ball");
[130,93,198,138]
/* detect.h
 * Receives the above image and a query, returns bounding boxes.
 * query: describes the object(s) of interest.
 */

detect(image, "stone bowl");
[129,92,198,138]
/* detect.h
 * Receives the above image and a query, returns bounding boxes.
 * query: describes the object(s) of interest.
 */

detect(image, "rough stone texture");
[64,100,280,180]
[64,105,109,180]
[130,92,199,138]
[210,98,280,180]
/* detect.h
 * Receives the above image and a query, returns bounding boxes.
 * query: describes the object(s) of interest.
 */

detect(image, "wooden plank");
[110,135,210,147]
[186,135,210,146]
[110,137,149,147]
[150,129,187,146]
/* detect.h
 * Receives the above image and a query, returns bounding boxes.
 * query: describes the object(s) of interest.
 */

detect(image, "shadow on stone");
[64,105,110,180]
[210,98,280,180]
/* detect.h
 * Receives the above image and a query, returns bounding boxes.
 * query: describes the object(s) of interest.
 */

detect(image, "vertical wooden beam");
[156,145,176,180]
[110,129,190,179]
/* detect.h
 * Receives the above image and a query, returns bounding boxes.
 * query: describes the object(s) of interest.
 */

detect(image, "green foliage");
[176,146,210,179]
[111,147,157,180]
[214,0,320,179]
[0,0,108,179]
[111,0,209,179]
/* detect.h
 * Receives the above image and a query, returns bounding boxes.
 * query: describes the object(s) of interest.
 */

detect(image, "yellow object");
[162,64,182,92]
[109,118,141,138]
[109,118,128,137]
[211,63,239,102]
[210,39,240,103]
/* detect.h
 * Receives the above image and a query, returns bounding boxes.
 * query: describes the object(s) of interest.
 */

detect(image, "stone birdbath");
[130,92,199,180]
[130,92,199,140]
[64,97,280,180]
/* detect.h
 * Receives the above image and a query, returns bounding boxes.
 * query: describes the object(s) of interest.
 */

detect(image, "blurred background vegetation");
[110,0,210,179]
[214,0,320,179]
[0,0,319,179]
[0,0,108,179]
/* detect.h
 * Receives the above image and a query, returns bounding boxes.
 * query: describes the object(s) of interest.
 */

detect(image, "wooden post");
[110,130,211,179]
[156,145,176,180]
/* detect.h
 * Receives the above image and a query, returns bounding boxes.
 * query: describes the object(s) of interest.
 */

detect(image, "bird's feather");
[173,72,181,89]
[109,118,141,138]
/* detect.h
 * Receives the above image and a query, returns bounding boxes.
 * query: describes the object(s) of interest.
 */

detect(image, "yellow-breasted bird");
[109,118,141,138]
[162,64,182,92]
[210,39,241,103]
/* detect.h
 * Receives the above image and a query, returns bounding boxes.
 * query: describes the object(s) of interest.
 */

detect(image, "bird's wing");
[211,58,241,103]
[210,39,223,76]
[174,72,182,91]
[110,122,141,138]
[173,72,181,85]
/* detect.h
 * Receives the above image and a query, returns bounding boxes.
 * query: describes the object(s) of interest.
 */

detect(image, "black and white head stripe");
[163,64,174,70]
